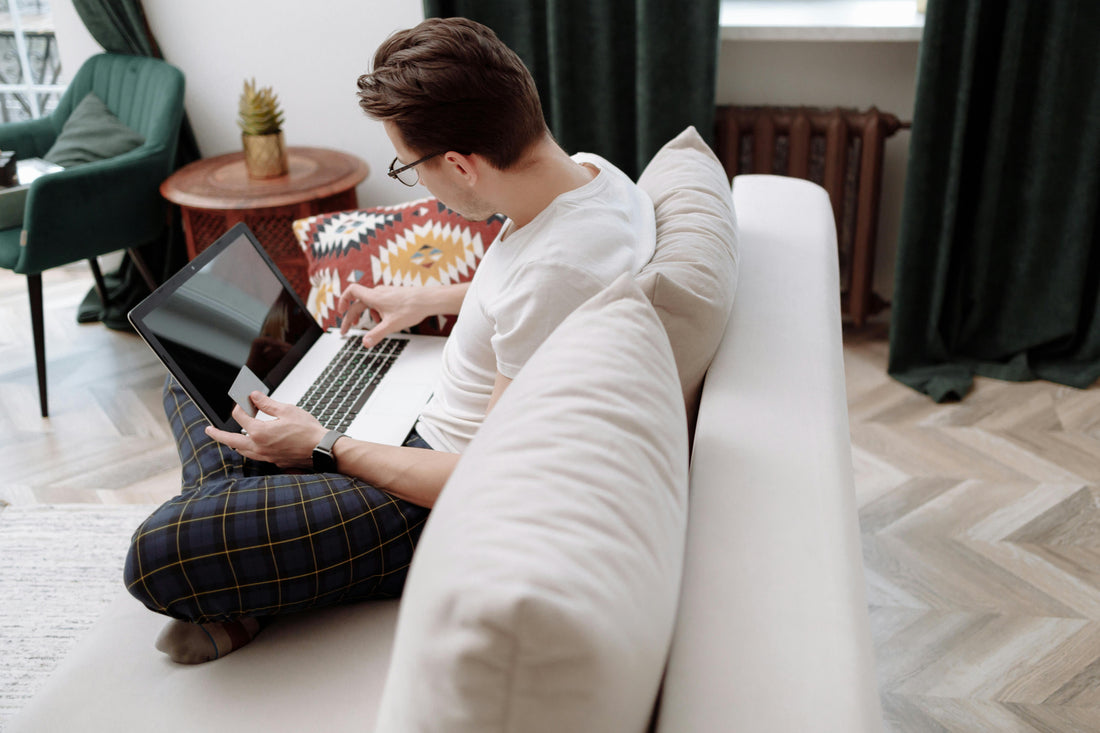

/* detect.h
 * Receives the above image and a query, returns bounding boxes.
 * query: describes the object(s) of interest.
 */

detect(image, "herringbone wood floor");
[3,264,1100,730]
[847,325,1100,732]
[0,262,180,507]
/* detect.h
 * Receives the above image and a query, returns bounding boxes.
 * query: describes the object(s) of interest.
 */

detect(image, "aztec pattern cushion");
[293,198,505,334]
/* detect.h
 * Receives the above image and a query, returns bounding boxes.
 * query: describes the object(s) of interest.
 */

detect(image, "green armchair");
[0,53,185,417]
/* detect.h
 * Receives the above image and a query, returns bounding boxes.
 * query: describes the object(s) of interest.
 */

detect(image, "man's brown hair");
[357,17,546,170]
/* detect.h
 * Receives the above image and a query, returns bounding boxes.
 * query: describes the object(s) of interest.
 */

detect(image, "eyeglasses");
[388,151,446,187]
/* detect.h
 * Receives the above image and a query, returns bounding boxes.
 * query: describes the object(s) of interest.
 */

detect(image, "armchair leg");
[126,248,159,292]
[88,258,109,306]
[27,273,48,418]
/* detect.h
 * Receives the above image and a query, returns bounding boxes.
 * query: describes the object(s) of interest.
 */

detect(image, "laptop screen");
[133,225,321,429]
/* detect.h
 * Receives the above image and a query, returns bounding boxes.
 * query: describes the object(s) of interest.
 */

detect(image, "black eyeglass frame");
[387,151,447,186]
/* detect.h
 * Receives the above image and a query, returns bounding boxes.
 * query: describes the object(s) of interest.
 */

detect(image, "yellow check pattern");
[123,379,431,623]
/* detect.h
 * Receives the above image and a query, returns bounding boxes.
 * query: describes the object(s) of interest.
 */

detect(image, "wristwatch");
[312,429,345,473]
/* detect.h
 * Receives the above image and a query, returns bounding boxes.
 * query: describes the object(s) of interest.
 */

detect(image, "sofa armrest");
[656,175,883,732]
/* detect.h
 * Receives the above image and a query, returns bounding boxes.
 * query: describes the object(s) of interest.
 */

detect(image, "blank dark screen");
[141,233,318,424]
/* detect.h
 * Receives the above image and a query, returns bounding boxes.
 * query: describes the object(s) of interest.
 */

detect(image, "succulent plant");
[237,78,285,136]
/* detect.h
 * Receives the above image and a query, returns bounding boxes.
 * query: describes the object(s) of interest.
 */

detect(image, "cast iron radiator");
[714,105,906,326]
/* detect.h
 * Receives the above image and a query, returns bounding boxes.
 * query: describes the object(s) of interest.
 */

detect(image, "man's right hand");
[336,283,469,347]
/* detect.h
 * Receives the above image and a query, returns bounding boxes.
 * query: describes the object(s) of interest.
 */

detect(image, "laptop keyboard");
[297,337,408,433]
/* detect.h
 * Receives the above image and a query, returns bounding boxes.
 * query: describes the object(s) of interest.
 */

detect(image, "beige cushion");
[635,126,739,429]
[375,273,689,733]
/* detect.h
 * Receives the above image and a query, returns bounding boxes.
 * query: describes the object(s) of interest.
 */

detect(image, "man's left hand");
[205,392,328,471]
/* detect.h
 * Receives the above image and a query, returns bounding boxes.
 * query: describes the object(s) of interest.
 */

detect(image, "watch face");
[312,430,344,473]
[312,447,338,473]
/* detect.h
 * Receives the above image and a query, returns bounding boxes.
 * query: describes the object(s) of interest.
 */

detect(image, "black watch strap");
[312,429,344,473]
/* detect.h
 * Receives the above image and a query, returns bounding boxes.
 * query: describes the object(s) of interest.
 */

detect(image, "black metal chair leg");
[88,257,109,306]
[126,248,158,292]
[27,273,48,418]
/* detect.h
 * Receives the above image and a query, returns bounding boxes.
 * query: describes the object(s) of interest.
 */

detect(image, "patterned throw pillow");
[293,198,505,334]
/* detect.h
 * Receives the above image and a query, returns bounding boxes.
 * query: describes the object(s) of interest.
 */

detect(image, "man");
[124,16,655,663]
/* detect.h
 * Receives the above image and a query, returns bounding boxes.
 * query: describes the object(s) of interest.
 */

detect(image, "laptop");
[129,222,445,445]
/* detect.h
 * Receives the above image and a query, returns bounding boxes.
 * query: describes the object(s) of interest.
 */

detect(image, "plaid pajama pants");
[123,378,431,623]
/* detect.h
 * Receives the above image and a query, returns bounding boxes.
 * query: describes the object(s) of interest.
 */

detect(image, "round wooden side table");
[160,146,369,300]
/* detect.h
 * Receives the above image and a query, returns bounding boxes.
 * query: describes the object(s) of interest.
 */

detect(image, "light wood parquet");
[0,262,180,507]
[4,265,1100,730]
[847,323,1100,732]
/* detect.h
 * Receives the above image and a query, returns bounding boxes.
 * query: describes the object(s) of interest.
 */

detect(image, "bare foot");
[154,617,264,664]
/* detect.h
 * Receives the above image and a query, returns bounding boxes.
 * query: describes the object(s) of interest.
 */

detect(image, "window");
[720,0,924,42]
[0,0,63,122]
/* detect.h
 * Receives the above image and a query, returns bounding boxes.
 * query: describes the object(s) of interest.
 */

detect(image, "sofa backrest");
[635,126,740,432]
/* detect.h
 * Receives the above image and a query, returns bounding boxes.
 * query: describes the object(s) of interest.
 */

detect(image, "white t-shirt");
[415,153,656,453]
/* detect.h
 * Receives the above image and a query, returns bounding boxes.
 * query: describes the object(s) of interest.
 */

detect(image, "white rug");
[0,504,157,729]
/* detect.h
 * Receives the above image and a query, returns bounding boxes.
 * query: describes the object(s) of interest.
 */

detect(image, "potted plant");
[238,78,287,178]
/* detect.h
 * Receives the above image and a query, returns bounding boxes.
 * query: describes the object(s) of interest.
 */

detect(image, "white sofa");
[11,173,882,733]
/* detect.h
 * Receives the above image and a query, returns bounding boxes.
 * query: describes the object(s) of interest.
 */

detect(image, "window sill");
[720,0,925,42]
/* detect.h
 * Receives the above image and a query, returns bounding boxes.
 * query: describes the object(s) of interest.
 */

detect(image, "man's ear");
[444,152,480,184]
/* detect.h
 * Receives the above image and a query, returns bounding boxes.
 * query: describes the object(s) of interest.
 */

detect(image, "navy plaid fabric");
[124,378,431,623]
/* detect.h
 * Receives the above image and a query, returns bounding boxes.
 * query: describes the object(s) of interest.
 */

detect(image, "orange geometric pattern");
[372,217,485,287]
[293,198,504,332]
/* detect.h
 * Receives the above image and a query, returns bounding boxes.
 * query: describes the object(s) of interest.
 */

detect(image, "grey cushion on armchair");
[43,91,145,168]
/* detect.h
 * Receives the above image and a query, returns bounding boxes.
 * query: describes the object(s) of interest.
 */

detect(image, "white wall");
[52,0,426,208]
[51,0,100,82]
[718,39,921,302]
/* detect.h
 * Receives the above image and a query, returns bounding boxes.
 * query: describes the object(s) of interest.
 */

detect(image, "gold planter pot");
[242,131,288,179]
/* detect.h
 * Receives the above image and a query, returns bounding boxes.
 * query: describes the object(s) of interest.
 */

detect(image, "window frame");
[0,0,65,122]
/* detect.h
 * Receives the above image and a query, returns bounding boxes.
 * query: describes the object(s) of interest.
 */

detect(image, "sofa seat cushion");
[635,126,739,429]
[375,274,689,733]
[9,595,402,732]
[293,199,504,334]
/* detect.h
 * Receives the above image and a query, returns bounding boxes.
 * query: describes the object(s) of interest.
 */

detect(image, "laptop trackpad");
[368,380,428,416]
[344,379,433,445]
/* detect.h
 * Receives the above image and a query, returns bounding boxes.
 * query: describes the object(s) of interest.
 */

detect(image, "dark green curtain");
[423,0,719,180]
[888,0,1100,401]
[71,0,201,331]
